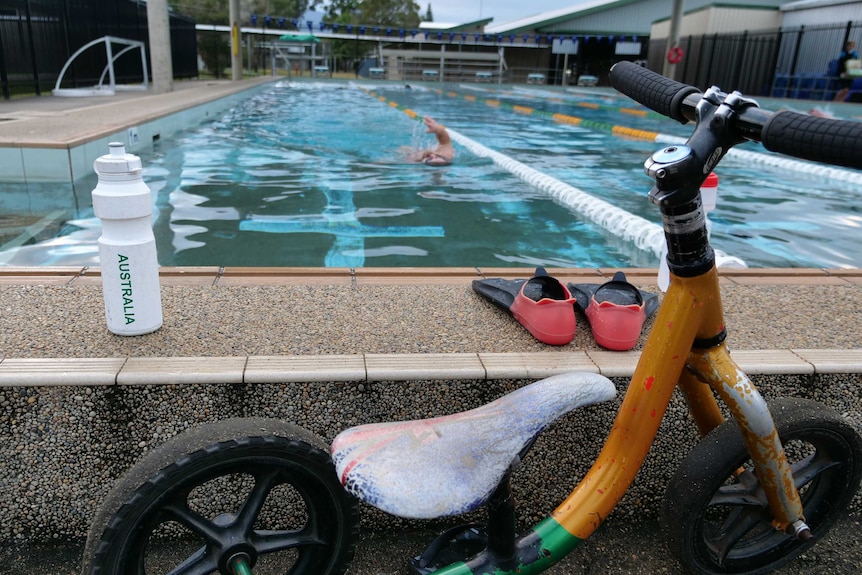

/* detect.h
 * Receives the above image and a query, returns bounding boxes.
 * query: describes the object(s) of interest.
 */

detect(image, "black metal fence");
[648,20,862,100]
[0,0,197,99]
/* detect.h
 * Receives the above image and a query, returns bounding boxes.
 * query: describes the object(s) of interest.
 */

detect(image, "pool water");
[1,80,860,269]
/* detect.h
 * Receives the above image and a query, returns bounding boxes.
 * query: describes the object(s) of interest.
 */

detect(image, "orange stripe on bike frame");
[551,271,718,539]
[513,105,534,115]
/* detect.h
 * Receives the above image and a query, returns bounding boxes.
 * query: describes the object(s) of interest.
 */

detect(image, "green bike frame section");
[430,517,582,575]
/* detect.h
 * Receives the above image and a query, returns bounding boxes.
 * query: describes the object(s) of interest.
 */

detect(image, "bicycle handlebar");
[609,61,862,171]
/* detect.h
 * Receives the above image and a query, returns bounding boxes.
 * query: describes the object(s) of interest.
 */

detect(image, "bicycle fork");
[684,342,811,538]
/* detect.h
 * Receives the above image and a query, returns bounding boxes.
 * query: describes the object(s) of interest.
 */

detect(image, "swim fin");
[567,271,659,351]
[472,267,576,345]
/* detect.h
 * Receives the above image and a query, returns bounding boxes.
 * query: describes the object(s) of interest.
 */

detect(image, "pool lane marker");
[359,88,666,258]
[441,87,862,187]
[461,83,666,120]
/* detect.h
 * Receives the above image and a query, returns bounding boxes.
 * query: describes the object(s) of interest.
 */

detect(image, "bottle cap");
[94,142,142,175]
[702,172,719,188]
[701,172,719,212]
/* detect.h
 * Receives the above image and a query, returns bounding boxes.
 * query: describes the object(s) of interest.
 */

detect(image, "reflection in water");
[241,188,444,267]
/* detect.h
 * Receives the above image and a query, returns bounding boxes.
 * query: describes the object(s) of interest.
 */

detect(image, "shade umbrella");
[279,34,320,43]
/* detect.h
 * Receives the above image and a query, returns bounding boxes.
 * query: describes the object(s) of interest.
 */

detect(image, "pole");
[663,0,685,78]
[146,0,173,93]
[24,0,41,95]
[229,0,242,80]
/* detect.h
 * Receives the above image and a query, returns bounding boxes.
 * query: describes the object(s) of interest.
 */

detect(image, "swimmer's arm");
[424,116,451,146]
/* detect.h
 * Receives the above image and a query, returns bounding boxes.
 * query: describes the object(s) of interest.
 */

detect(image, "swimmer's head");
[423,153,451,166]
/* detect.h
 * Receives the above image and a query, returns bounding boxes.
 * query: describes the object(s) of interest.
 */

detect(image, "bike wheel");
[663,397,862,575]
[82,417,359,575]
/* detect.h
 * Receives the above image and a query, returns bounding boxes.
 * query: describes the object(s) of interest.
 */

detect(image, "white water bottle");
[92,142,163,335]
[658,173,721,292]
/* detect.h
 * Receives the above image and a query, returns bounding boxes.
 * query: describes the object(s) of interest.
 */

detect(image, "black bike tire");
[662,397,862,575]
[81,417,360,575]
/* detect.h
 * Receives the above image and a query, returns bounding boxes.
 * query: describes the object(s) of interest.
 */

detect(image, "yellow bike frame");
[432,266,806,575]
[553,266,804,539]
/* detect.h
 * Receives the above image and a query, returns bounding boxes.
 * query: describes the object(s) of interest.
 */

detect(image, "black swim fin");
[566,271,659,351]
[567,271,659,317]
[472,267,576,345]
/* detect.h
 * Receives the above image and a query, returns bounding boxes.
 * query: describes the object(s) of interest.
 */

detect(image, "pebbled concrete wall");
[2,372,860,544]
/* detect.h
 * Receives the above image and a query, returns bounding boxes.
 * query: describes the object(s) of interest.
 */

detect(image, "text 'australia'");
[118,254,135,324]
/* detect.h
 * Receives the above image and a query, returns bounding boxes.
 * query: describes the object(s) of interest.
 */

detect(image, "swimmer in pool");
[407,116,454,166]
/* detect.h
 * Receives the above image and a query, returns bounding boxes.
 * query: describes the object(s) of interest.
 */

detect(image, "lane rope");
[438,86,862,186]
[358,87,666,257]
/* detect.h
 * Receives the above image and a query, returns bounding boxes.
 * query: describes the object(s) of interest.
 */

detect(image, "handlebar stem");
[646,87,760,278]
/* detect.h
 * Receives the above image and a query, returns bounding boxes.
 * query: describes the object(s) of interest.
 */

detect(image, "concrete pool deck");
[1,266,862,574]
[1,81,861,573]
[1,265,862,376]
[0,76,278,184]
[0,76,278,148]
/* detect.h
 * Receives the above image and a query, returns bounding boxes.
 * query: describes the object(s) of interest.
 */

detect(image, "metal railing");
[0,0,197,99]
[649,20,862,99]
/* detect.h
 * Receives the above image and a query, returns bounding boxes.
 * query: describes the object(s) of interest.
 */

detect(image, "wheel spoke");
[235,468,282,535]
[250,527,325,555]
[709,470,766,507]
[165,546,218,575]
[705,505,768,565]
[704,470,774,565]
[790,451,840,490]
[163,501,224,544]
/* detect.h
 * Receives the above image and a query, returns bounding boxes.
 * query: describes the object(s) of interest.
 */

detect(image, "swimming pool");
[1,80,860,269]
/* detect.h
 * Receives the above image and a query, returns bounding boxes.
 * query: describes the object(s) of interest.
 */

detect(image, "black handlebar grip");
[609,61,700,124]
[761,111,862,170]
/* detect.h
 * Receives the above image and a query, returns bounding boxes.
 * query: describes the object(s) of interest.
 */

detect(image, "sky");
[423,1,581,26]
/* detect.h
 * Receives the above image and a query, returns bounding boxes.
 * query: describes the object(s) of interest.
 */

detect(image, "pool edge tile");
[585,350,642,377]
[729,349,814,374]
[118,356,246,385]
[365,353,484,381]
[0,357,125,387]
[478,352,597,379]
[791,349,862,374]
[245,355,366,383]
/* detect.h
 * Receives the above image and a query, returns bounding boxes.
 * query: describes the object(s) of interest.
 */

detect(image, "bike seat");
[331,371,615,519]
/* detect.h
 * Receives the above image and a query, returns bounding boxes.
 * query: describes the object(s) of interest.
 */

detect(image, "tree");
[360,0,420,27]
[169,1,311,24]
[169,1,229,24]
[321,0,420,27]
[319,0,420,73]
[423,3,432,22]
[247,0,312,20]
[169,1,313,76]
